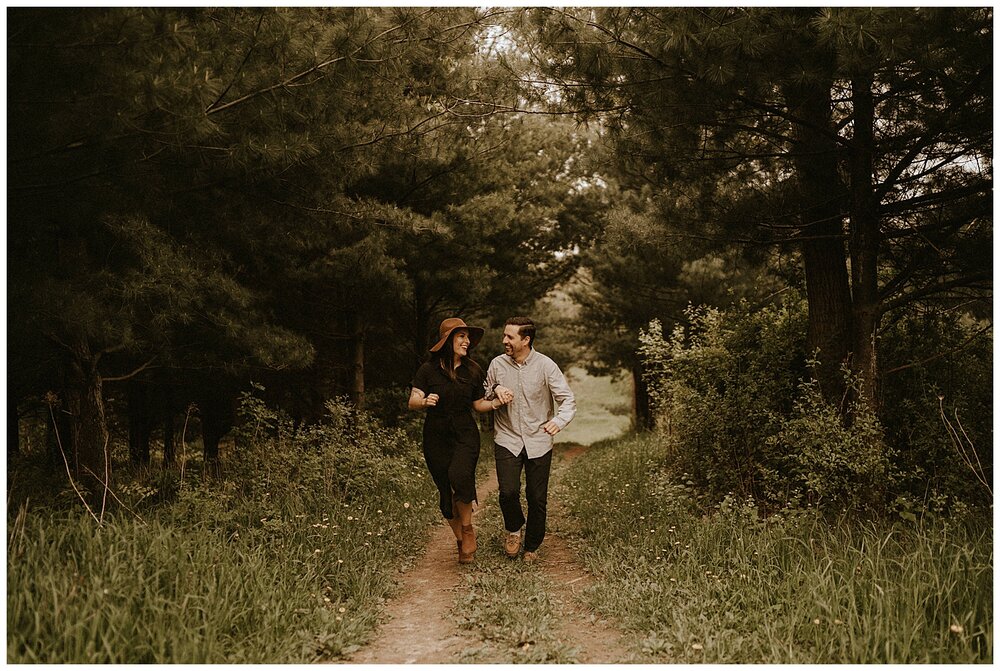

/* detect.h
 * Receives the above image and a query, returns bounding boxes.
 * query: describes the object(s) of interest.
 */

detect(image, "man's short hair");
[505,316,535,348]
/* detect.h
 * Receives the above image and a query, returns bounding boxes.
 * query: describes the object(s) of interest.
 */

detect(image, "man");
[482,316,576,562]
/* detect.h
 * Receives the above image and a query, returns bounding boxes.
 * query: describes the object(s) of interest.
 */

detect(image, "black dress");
[411,360,485,518]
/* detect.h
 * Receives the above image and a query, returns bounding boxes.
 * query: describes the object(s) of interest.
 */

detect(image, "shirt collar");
[507,349,534,367]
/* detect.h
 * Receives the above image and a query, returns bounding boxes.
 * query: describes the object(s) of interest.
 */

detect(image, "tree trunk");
[9,396,20,458]
[127,380,152,466]
[352,312,366,409]
[801,234,853,407]
[163,412,176,467]
[631,361,653,431]
[65,343,110,499]
[848,74,881,414]
[161,373,176,466]
[201,408,224,479]
[783,60,853,408]
[413,286,431,370]
[199,388,233,480]
[46,400,61,469]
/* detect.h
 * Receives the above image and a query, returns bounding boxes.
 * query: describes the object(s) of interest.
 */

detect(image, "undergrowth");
[7,396,440,663]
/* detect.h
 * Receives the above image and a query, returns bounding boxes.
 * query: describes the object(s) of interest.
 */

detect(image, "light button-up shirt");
[485,349,576,459]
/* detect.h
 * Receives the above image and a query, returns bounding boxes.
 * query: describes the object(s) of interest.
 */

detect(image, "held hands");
[494,385,514,405]
[423,393,439,409]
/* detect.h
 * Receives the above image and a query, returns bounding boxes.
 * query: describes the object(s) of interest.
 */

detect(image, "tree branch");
[879,181,992,217]
[883,323,991,376]
[550,8,848,146]
[206,11,266,113]
[205,13,422,116]
[875,66,990,200]
[103,357,158,383]
[880,271,992,315]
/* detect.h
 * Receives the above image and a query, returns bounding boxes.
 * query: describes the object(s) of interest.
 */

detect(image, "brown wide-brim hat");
[429,317,484,353]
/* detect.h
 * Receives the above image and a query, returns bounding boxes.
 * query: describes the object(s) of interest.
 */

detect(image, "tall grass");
[7,399,441,663]
[560,433,993,663]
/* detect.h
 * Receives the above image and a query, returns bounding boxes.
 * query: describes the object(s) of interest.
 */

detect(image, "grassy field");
[558,433,993,663]
[7,483,442,663]
[16,379,983,664]
[6,363,629,664]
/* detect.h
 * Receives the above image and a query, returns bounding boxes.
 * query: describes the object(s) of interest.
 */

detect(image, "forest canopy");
[7,7,992,514]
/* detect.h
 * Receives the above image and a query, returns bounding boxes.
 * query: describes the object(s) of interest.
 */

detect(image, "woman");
[409,317,507,564]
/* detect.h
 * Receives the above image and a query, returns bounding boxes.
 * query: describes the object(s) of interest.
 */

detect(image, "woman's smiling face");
[451,328,471,358]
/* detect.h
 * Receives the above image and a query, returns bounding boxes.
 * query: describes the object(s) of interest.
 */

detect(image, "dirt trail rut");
[341,443,631,664]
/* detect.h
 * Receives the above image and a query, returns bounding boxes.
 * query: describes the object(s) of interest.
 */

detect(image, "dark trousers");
[494,443,552,552]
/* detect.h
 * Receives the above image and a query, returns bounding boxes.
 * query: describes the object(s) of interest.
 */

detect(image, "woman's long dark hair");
[431,330,483,383]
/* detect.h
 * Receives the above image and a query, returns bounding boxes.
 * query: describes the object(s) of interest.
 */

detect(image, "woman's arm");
[473,396,506,414]
[408,388,439,411]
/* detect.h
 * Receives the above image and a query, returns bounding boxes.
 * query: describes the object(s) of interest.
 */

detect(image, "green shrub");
[638,296,808,505]
[771,375,890,509]
[228,390,419,505]
[639,295,991,516]
[879,311,993,512]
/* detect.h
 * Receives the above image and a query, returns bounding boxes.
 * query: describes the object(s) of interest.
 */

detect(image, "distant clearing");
[555,367,632,446]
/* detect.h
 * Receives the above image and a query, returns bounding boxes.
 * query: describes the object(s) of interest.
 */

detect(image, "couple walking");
[408,316,576,564]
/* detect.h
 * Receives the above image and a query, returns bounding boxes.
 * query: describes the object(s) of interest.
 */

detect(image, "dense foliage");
[523,6,991,411]
[8,7,600,485]
[6,8,992,663]
[639,295,992,514]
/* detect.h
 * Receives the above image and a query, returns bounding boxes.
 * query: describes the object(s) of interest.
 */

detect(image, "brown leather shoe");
[523,550,538,563]
[505,531,522,558]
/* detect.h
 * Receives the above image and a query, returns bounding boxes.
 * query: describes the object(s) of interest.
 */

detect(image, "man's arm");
[542,361,576,434]
[473,395,508,413]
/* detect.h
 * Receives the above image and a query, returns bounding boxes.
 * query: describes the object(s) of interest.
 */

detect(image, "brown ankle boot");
[447,514,463,543]
[458,524,477,563]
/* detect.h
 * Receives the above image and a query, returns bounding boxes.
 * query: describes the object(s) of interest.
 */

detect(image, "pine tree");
[523,7,991,414]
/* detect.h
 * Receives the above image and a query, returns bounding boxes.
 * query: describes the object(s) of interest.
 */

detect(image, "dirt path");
[344,469,500,664]
[341,443,631,664]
